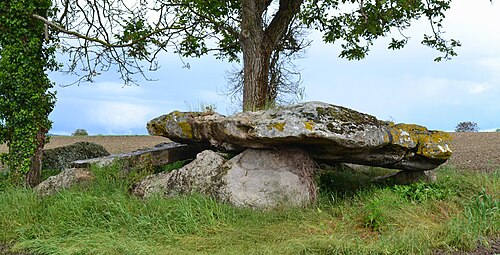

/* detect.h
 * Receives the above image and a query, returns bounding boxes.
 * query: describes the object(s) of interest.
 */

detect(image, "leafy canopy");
[46,0,464,86]
[168,0,460,62]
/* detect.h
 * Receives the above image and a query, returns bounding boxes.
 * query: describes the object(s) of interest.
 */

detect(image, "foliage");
[445,189,499,250]
[0,0,57,184]
[44,0,463,108]
[391,181,457,202]
[496,128,500,132]
[455,121,479,132]
[71,129,89,136]
[1,165,498,254]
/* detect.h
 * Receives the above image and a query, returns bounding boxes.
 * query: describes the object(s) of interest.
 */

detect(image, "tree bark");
[240,0,304,112]
[240,0,268,112]
[25,128,47,187]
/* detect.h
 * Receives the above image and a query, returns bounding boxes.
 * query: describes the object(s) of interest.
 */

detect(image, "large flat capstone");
[147,101,452,171]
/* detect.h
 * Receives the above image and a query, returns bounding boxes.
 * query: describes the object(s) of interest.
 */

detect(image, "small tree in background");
[72,129,89,136]
[455,122,479,132]
[496,129,500,132]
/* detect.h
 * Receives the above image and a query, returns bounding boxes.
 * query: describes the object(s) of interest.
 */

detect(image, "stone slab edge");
[71,142,202,168]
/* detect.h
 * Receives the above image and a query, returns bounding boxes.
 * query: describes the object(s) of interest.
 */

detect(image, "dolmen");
[133,101,453,208]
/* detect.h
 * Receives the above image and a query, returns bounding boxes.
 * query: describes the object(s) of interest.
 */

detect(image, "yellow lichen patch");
[177,121,193,139]
[267,122,286,132]
[387,128,418,148]
[416,131,453,159]
[386,123,453,160]
[303,120,315,131]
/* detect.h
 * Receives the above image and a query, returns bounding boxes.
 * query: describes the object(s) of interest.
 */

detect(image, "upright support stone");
[132,149,317,208]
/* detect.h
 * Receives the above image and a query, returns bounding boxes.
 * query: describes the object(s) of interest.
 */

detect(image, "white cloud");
[477,57,500,82]
[468,83,490,95]
[89,102,158,133]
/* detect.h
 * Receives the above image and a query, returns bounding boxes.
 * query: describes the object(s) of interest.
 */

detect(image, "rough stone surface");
[71,142,201,169]
[131,150,227,198]
[132,149,317,208]
[148,101,452,171]
[34,168,94,196]
[220,148,316,208]
[43,142,109,171]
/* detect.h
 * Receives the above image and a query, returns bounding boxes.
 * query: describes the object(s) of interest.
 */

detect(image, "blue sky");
[48,0,500,135]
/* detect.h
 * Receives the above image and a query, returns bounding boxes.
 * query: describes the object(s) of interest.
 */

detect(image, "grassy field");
[0,163,498,255]
[0,133,498,254]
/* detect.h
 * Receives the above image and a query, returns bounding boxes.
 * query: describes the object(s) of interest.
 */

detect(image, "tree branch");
[32,14,178,48]
[265,0,304,48]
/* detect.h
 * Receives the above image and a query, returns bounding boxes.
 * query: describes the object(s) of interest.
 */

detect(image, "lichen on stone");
[177,121,193,139]
[385,123,453,160]
[315,106,379,125]
[303,120,315,131]
[267,122,286,132]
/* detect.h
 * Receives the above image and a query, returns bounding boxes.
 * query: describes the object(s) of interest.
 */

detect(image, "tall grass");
[0,165,498,255]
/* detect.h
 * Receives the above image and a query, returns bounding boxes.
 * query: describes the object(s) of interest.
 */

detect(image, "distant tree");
[455,122,479,132]
[72,129,89,136]
[496,129,500,132]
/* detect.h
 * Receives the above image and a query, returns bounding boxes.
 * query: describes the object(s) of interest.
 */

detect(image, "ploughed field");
[0,133,499,172]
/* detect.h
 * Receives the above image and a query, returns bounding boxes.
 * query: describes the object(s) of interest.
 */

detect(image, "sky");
[48,0,500,135]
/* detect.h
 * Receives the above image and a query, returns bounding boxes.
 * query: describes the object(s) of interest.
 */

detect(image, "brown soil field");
[445,132,500,173]
[1,132,499,172]
[0,136,169,155]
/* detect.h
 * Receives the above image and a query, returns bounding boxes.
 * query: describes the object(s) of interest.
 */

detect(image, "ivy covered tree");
[0,0,57,187]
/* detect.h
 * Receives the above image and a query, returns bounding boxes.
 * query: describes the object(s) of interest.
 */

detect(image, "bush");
[72,129,89,136]
[496,128,500,132]
[455,122,479,132]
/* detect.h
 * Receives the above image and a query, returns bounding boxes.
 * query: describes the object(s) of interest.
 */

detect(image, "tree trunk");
[241,41,273,112]
[25,128,47,187]
[240,0,270,112]
[240,0,304,112]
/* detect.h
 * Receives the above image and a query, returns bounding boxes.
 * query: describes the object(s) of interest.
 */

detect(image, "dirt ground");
[0,135,170,155]
[445,132,500,173]
[0,132,499,172]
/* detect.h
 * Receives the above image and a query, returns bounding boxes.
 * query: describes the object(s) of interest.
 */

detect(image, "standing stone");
[219,149,316,208]
[132,149,317,208]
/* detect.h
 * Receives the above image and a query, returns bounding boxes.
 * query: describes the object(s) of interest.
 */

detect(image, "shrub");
[455,122,479,132]
[71,129,89,136]
[496,128,500,132]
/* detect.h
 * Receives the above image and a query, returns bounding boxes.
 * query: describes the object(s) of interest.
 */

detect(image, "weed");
[391,181,457,202]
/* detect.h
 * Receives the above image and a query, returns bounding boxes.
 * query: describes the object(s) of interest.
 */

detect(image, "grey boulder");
[34,168,94,196]
[43,141,110,171]
[132,149,317,208]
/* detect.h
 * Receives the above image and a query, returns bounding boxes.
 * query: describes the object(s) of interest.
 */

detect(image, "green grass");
[0,164,498,255]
